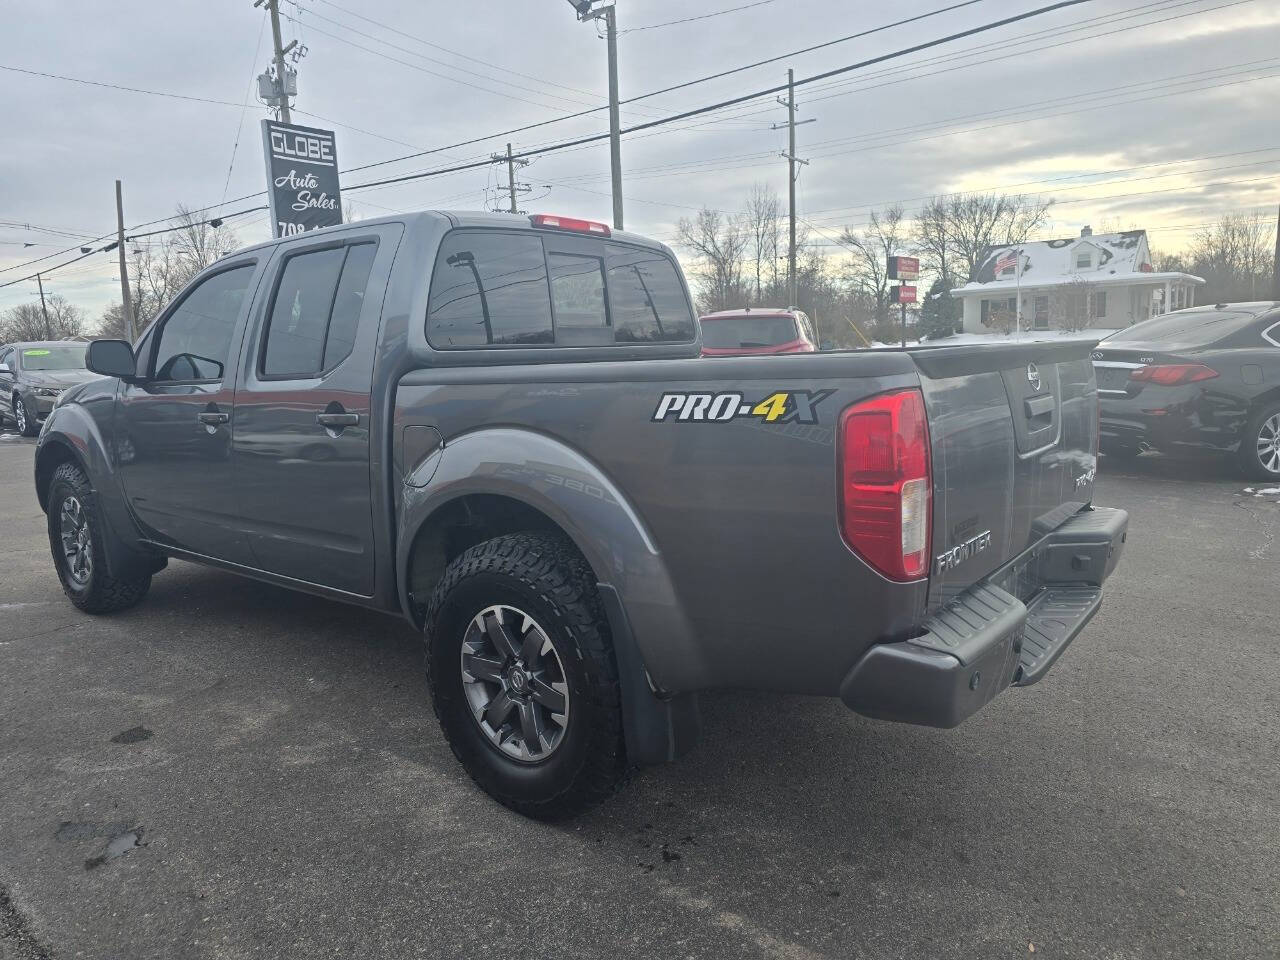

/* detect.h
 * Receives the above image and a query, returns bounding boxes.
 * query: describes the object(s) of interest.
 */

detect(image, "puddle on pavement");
[84,827,145,870]
[110,725,153,744]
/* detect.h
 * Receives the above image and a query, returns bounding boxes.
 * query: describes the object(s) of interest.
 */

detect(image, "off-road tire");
[424,532,629,819]
[14,395,39,437]
[47,461,151,613]
[1237,401,1280,482]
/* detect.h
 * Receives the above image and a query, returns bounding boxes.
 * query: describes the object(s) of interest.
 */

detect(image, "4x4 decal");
[652,389,834,425]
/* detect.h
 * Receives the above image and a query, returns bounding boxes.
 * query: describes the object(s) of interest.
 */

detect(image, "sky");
[2,0,1279,321]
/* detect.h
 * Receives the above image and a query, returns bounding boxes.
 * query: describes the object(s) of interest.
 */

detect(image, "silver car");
[0,341,96,436]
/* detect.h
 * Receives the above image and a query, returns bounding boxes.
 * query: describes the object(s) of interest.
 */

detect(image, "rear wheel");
[14,395,39,437]
[1238,403,1280,481]
[46,462,151,613]
[424,532,628,819]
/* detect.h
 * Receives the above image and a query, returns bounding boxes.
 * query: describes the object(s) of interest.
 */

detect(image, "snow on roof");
[966,229,1154,287]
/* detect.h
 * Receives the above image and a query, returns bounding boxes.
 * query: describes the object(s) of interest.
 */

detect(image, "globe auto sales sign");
[261,120,343,237]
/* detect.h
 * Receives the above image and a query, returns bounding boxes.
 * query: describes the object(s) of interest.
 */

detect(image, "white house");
[953,227,1204,334]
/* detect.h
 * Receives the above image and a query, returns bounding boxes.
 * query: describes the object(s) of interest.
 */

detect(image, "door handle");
[198,410,230,425]
[317,412,359,428]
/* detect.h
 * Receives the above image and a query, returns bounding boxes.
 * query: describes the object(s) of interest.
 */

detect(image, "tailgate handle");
[1024,394,1055,419]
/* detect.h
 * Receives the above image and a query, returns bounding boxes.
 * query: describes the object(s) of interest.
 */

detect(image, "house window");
[1090,291,1107,319]
[1076,252,1093,270]
[980,297,1017,325]
[1033,296,1050,330]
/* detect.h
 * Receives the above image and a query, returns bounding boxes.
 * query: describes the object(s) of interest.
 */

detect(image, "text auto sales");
[270,132,338,214]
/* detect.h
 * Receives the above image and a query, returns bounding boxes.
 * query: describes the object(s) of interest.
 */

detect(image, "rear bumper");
[839,506,1128,728]
[1099,389,1245,454]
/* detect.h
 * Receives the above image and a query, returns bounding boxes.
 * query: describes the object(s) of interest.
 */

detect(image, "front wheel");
[1238,403,1280,482]
[424,533,628,820]
[46,462,151,613]
[14,395,39,437]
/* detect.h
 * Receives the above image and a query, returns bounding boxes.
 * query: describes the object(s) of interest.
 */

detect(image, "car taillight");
[1129,363,1218,385]
[838,389,931,581]
[529,213,610,236]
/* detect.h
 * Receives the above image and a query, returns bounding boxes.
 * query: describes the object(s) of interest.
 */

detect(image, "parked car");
[699,307,817,356]
[1092,301,1280,479]
[35,210,1126,819]
[0,341,95,437]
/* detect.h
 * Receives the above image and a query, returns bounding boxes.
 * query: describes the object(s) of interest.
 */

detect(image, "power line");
[619,1,779,34]
[337,0,1000,178]
[0,206,265,290]
[341,0,1094,193]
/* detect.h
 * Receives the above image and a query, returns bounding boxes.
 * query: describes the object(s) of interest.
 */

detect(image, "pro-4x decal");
[652,389,834,425]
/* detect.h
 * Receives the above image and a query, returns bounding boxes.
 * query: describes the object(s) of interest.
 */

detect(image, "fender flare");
[36,405,157,579]
[397,427,704,764]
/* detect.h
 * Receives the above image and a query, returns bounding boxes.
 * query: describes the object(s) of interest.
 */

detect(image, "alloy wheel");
[1257,413,1280,475]
[59,495,92,585]
[15,399,28,434]
[460,604,569,762]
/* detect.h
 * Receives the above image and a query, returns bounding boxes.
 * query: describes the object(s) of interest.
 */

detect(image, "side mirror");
[0,361,11,373]
[86,339,138,380]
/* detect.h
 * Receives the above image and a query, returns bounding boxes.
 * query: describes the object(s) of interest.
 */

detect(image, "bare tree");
[925,192,1053,282]
[676,207,749,314]
[96,205,240,338]
[1189,212,1275,302]
[840,205,906,330]
[914,196,955,285]
[1053,277,1098,333]
[0,294,85,341]
[743,183,781,304]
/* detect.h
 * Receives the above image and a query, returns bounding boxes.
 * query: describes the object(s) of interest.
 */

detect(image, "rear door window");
[426,232,554,347]
[261,242,378,378]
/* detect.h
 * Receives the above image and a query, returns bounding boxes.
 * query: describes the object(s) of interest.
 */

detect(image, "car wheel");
[15,395,39,437]
[46,461,151,613]
[1238,402,1280,482]
[424,532,629,820]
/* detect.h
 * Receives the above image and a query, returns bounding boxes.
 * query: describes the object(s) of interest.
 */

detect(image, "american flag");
[994,250,1021,275]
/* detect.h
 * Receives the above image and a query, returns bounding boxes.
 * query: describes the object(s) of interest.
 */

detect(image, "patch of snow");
[1256,487,1280,495]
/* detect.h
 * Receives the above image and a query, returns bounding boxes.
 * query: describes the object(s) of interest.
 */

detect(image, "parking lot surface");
[1,433,1276,959]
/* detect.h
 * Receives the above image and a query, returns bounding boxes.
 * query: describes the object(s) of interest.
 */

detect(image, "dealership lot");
[0,435,1276,960]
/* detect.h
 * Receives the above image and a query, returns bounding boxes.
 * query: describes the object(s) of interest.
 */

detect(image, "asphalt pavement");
[1,431,1276,959]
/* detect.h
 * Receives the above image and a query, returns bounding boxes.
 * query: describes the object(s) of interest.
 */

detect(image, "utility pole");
[603,4,622,231]
[267,0,292,123]
[35,273,51,337]
[773,69,811,309]
[568,1,623,230]
[490,143,531,214]
[115,179,136,343]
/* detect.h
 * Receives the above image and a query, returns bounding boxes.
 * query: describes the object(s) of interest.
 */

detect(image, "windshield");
[700,314,799,349]
[1103,310,1256,348]
[18,345,86,371]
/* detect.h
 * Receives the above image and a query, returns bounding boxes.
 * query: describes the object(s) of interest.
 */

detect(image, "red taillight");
[529,213,610,236]
[838,389,932,581]
[1129,363,1218,386]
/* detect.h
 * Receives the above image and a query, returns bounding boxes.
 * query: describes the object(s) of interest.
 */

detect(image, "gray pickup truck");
[34,211,1127,818]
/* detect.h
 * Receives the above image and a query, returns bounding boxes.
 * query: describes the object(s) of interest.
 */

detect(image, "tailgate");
[907,339,1099,612]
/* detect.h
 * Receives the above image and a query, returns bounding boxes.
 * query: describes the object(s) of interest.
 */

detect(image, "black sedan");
[1093,301,1280,480]
[0,341,95,437]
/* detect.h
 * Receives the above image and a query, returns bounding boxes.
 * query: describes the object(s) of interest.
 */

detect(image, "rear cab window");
[426,229,695,349]
[700,314,800,350]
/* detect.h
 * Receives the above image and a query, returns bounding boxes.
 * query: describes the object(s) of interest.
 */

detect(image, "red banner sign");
[891,284,917,304]
[888,256,920,281]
